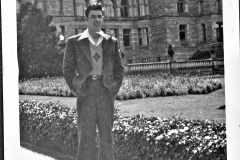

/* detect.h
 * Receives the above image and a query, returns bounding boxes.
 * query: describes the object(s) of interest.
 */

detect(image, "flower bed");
[19,74,223,100]
[20,100,226,159]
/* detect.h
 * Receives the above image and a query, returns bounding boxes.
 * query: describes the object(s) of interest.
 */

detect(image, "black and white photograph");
[2,0,240,159]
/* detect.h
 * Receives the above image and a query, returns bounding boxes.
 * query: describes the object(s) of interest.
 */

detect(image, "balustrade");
[125,59,224,74]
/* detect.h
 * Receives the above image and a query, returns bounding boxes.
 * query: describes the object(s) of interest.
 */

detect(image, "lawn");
[19,78,225,160]
[19,78,225,123]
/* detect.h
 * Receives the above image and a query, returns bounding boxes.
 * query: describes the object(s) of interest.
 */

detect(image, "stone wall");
[18,0,223,63]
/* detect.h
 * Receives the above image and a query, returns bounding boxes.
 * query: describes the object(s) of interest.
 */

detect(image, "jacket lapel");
[102,38,111,68]
[77,38,92,63]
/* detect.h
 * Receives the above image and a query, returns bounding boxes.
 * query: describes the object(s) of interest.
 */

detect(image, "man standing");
[62,1,124,160]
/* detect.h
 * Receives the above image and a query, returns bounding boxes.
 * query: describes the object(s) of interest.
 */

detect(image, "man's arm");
[62,38,77,94]
[112,39,124,93]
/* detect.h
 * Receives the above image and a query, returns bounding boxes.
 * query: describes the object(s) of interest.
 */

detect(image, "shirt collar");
[96,30,111,40]
[78,28,111,41]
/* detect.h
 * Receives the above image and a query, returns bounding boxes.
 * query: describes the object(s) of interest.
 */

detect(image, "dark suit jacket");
[62,33,124,96]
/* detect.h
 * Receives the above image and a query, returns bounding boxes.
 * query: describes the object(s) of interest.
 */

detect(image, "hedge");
[19,74,223,100]
[20,100,226,159]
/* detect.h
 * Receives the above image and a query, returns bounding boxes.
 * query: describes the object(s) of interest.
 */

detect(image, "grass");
[19,78,225,160]
[19,78,225,123]
[19,88,225,123]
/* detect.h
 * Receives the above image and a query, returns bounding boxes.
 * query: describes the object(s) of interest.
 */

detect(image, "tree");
[17,1,64,79]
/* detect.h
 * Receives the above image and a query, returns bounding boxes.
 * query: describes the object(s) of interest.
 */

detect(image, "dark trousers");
[76,77,115,160]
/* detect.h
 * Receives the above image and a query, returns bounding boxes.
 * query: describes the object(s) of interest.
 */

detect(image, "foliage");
[19,77,73,96]
[19,74,223,100]
[20,100,226,159]
[188,51,211,60]
[20,100,78,151]
[17,1,64,79]
[113,114,226,160]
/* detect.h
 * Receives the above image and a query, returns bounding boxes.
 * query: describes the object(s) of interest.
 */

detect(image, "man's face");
[86,10,103,33]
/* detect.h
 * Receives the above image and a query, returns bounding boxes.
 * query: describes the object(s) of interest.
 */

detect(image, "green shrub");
[20,100,226,159]
[19,77,74,97]
[19,74,223,100]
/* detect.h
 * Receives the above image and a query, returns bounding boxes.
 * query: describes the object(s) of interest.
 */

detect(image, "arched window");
[137,0,145,16]
[120,0,128,17]
[104,0,115,17]
[75,0,86,16]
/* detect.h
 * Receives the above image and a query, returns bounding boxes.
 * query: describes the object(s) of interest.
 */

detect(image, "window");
[177,0,184,13]
[75,0,86,16]
[127,59,133,64]
[75,29,78,34]
[123,29,130,46]
[60,26,65,36]
[179,25,186,41]
[138,28,149,46]
[216,22,223,42]
[104,0,115,17]
[156,57,161,62]
[199,0,203,14]
[121,0,128,17]
[59,0,63,14]
[110,29,119,39]
[216,0,222,13]
[202,24,206,41]
[145,0,149,15]
[137,0,146,16]
[141,58,148,63]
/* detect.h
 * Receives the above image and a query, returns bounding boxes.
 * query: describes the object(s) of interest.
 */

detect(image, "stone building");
[18,0,223,63]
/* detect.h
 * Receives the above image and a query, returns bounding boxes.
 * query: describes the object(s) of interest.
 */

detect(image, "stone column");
[118,28,124,51]
[131,28,138,51]
[116,5,121,17]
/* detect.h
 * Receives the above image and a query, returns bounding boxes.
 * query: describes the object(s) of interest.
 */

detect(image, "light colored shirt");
[78,28,111,46]
[78,29,111,75]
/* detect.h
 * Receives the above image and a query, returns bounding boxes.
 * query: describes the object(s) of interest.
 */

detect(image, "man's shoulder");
[108,36,118,43]
[110,36,117,41]
[67,33,82,41]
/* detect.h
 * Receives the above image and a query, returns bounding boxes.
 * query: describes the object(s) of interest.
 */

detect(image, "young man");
[62,1,124,160]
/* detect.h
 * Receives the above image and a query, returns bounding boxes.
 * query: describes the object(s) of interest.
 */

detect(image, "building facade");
[18,0,223,64]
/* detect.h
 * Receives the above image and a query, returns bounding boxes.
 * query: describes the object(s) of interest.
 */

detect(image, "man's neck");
[88,29,100,41]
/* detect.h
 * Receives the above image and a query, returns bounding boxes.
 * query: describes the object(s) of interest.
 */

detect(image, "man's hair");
[85,1,104,18]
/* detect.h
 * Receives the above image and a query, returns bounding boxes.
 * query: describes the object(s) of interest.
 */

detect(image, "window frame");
[179,24,186,41]
[123,29,131,47]
[104,0,115,17]
[137,0,146,16]
[59,0,64,15]
[120,0,129,17]
[177,0,184,13]
[138,28,149,46]
[216,0,222,14]
[202,23,206,41]
[75,0,86,17]
[60,25,65,36]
